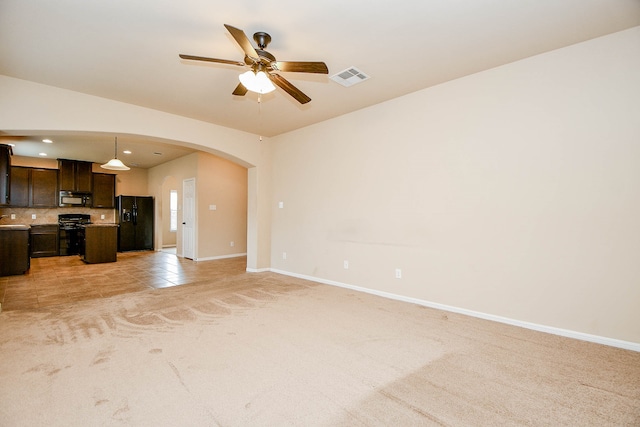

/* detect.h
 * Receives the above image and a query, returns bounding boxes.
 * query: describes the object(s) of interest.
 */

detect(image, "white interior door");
[182,178,196,260]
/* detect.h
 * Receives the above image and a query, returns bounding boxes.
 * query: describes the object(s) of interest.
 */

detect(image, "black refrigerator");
[116,195,154,252]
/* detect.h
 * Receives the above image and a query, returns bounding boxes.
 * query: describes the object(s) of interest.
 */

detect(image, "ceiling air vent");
[330,66,370,87]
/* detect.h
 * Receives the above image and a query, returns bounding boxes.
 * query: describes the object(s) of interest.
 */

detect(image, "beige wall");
[147,152,247,260]
[110,167,149,197]
[196,152,247,258]
[11,156,58,169]
[269,27,640,344]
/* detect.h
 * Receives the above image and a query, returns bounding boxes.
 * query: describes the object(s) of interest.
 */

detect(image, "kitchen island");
[79,224,118,264]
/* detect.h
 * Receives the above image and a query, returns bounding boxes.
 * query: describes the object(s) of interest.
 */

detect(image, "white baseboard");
[246,267,270,273]
[195,252,247,262]
[270,268,640,353]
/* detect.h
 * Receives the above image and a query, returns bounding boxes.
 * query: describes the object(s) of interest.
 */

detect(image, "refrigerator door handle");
[132,205,138,226]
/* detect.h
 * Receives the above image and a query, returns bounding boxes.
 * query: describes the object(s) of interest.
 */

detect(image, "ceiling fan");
[179,24,328,104]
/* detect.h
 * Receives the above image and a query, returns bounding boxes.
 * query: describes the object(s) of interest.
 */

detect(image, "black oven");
[58,214,91,256]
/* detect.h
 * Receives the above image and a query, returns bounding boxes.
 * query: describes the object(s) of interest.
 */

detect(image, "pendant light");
[101,137,130,171]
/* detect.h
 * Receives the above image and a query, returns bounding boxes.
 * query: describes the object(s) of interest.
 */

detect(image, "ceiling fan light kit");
[239,70,276,94]
[180,24,328,104]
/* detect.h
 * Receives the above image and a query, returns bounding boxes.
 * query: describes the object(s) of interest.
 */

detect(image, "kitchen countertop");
[82,223,119,227]
[0,224,30,230]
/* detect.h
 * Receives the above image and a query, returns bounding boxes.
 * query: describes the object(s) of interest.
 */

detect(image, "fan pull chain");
[258,94,263,142]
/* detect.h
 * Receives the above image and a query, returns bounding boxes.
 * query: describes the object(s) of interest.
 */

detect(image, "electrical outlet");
[100,214,105,220]
[31,214,36,219]
[230,241,234,247]
[10,214,16,220]
[282,252,287,260]
[395,268,402,279]
[344,260,349,269]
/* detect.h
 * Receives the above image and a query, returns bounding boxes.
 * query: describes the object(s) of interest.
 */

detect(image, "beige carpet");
[0,270,638,426]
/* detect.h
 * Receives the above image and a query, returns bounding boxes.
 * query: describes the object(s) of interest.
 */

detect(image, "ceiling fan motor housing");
[253,32,272,49]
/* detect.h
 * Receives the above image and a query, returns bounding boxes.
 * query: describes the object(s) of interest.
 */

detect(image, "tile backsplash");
[0,207,116,225]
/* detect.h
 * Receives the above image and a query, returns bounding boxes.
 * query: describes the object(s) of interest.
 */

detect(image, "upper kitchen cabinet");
[92,173,116,208]
[9,166,29,207]
[30,168,58,207]
[9,166,58,208]
[0,144,12,205]
[59,159,92,192]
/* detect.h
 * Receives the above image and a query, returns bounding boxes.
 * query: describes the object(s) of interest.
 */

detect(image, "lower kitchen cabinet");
[30,224,59,257]
[0,225,30,276]
[79,225,117,263]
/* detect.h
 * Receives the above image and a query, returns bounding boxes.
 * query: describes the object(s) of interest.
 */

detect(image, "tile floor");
[0,251,247,311]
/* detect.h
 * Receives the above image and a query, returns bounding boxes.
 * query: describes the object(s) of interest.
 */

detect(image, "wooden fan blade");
[224,24,259,61]
[273,61,328,74]
[269,74,312,104]
[232,83,248,96]
[179,54,244,66]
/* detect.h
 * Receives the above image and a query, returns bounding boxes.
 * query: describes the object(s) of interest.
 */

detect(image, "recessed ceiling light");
[123,150,132,154]
[153,152,163,156]
[42,139,53,143]
[38,152,47,156]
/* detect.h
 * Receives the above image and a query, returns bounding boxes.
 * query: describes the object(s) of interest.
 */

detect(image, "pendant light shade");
[101,137,130,171]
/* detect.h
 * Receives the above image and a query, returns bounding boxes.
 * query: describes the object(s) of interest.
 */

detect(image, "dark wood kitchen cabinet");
[59,159,92,192]
[9,166,58,207]
[0,225,30,276]
[0,144,11,206]
[30,224,59,257]
[30,168,58,207]
[80,225,117,263]
[9,166,29,207]
[92,173,116,208]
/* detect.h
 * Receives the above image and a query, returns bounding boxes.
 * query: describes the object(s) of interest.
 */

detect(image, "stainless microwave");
[59,191,92,207]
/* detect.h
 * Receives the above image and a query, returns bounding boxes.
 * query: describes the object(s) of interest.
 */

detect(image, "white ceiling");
[1,0,639,167]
